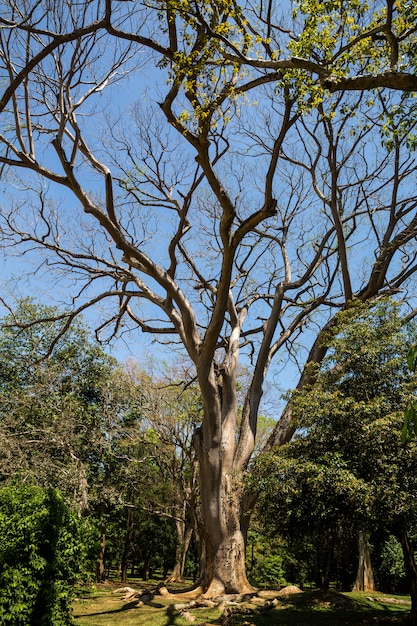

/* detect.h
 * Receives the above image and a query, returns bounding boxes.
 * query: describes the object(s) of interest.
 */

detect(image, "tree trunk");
[199,488,251,596]
[353,532,375,592]
[321,545,333,592]
[142,554,150,581]
[188,473,206,581]
[191,337,259,598]
[399,526,417,625]
[194,426,254,597]
[168,521,193,582]
[68,451,90,517]
[96,527,106,583]
[120,506,135,583]
[95,500,107,583]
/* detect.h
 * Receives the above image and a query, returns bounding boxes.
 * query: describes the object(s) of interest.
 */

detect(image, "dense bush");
[248,552,286,589]
[0,484,85,625]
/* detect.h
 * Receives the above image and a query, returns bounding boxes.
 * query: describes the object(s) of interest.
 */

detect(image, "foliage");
[290,0,417,77]
[247,517,310,589]
[247,530,287,590]
[0,483,85,626]
[249,552,286,589]
[404,343,417,438]
[0,304,202,585]
[378,535,407,594]
[0,299,118,498]
[252,300,417,588]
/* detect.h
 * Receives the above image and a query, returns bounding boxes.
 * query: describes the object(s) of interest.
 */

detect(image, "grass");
[72,581,222,626]
[72,583,412,626]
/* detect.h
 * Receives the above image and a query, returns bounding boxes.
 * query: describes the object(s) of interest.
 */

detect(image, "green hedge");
[0,484,83,625]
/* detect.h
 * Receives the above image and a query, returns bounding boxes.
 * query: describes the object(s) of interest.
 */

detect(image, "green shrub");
[0,484,84,625]
[249,552,287,589]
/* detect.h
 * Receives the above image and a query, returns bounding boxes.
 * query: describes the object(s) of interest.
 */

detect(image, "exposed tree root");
[114,583,305,624]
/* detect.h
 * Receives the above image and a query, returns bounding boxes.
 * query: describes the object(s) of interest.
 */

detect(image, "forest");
[1,0,417,624]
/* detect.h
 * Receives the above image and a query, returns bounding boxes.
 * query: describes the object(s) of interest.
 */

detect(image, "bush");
[0,484,84,625]
[249,552,287,589]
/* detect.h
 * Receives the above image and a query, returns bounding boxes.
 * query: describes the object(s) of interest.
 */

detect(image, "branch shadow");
[75,595,165,619]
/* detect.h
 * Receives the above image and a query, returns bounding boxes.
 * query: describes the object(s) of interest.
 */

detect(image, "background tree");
[138,367,202,583]
[0,299,117,511]
[0,299,204,585]
[0,299,153,583]
[2,1,417,596]
[254,301,417,617]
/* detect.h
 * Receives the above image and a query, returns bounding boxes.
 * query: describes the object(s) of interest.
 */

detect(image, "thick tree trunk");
[199,498,252,597]
[195,429,254,596]
[353,532,375,592]
[399,526,417,625]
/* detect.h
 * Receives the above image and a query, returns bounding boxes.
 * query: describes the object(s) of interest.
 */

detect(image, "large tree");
[1,0,417,595]
[255,300,417,616]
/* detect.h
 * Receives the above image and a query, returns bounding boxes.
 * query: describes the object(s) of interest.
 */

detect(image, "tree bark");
[187,466,206,582]
[142,554,150,581]
[96,527,106,583]
[194,428,254,596]
[168,521,193,582]
[320,537,334,592]
[353,532,375,592]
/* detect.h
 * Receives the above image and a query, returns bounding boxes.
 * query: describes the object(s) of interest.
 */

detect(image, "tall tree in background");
[255,301,417,617]
[139,368,202,582]
[108,362,202,583]
[0,298,118,514]
[1,1,417,595]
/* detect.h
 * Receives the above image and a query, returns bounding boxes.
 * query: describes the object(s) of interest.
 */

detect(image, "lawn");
[73,583,412,626]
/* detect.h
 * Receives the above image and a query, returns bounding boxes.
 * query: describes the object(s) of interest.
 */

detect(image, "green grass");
[72,585,411,626]
[73,582,222,626]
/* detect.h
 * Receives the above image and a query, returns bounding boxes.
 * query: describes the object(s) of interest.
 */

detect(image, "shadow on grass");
[75,600,208,626]
[75,595,165,619]
[74,588,411,626]
[221,591,410,626]
[164,613,179,626]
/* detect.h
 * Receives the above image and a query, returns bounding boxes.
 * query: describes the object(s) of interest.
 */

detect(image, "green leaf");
[407,344,417,372]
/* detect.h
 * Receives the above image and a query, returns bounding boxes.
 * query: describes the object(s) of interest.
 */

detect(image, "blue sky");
[1,4,417,427]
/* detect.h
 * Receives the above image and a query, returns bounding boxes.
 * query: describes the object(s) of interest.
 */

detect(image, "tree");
[82,363,147,582]
[1,1,417,596]
[254,301,417,616]
[0,299,120,513]
[0,483,85,626]
[0,299,153,584]
[137,367,202,583]
[254,450,368,590]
